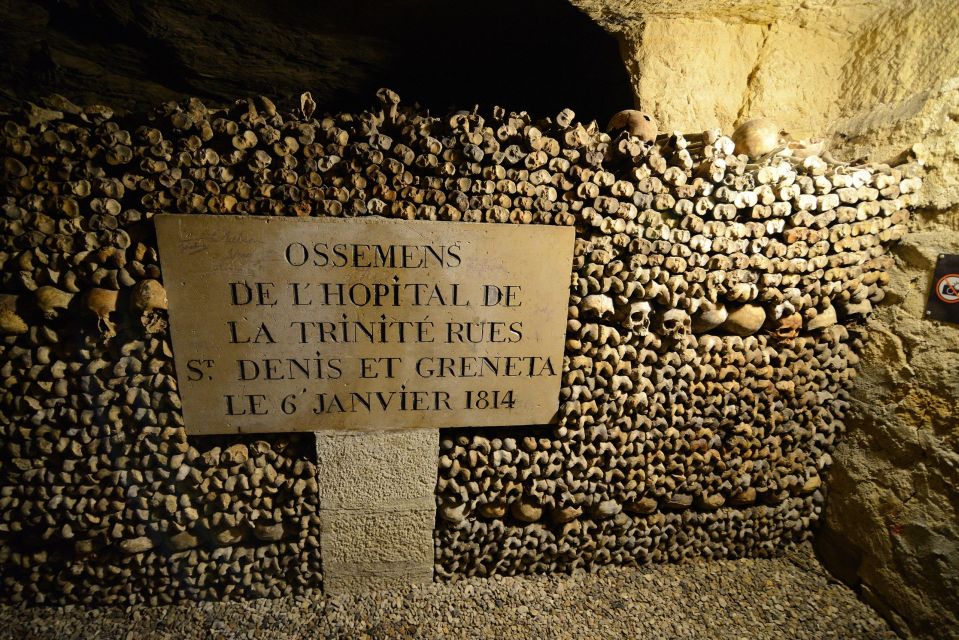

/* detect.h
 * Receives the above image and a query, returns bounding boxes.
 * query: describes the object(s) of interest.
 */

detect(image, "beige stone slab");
[321,508,435,565]
[315,429,437,510]
[322,562,433,594]
[315,428,438,594]
[155,214,574,434]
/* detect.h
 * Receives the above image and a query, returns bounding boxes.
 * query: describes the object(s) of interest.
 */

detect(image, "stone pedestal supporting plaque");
[315,429,437,593]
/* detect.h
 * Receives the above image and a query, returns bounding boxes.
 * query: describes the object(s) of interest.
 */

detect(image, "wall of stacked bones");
[0,90,920,604]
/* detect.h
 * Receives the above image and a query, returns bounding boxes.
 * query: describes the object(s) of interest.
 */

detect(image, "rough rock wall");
[818,81,959,640]
[573,0,871,137]
[568,0,959,637]
[616,18,848,138]
[0,89,917,603]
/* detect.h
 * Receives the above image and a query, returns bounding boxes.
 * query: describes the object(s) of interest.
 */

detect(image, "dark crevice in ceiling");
[0,0,633,123]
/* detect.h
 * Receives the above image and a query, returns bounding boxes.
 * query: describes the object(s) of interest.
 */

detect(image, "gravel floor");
[1,545,895,640]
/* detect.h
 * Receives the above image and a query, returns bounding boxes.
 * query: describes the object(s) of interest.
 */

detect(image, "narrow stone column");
[315,429,437,593]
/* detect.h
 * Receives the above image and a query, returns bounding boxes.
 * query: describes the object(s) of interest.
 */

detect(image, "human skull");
[691,302,727,333]
[130,279,169,334]
[580,293,615,319]
[658,308,691,339]
[35,286,74,320]
[731,118,780,157]
[606,110,658,143]
[623,300,652,334]
[85,288,118,338]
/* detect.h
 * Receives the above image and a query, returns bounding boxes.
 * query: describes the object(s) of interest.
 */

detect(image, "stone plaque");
[155,215,574,434]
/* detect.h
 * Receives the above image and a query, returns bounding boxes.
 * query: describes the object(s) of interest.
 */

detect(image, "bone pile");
[0,90,920,603]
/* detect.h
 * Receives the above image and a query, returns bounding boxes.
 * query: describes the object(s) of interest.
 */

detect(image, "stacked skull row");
[0,88,919,602]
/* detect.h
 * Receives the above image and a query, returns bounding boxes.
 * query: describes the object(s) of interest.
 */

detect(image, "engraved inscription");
[155,215,574,434]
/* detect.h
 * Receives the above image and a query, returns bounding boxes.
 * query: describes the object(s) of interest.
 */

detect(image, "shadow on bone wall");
[0,0,632,122]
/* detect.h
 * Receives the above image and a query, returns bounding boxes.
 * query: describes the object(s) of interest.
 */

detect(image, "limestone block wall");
[0,90,917,604]
[316,430,437,593]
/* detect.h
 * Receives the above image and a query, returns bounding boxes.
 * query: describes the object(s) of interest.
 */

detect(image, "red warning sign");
[926,255,959,323]
[935,273,959,303]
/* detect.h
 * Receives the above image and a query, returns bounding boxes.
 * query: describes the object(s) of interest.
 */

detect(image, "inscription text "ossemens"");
[283,242,462,269]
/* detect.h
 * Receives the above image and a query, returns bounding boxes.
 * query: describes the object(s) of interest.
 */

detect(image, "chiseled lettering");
[415,355,556,378]
[283,241,463,269]
[227,320,275,344]
[313,389,453,413]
